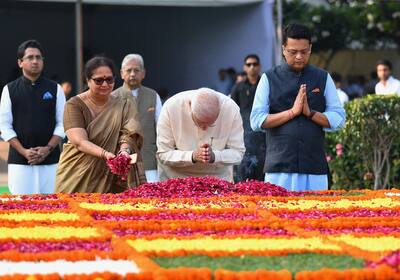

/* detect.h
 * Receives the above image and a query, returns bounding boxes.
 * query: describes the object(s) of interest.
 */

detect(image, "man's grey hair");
[121,54,144,69]
[191,88,220,121]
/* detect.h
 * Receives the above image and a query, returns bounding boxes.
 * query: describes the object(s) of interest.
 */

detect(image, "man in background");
[331,72,349,106]
[113,54,162,182]
[230,54,265,181]
[375,59,400,95]
[61,81,72,100]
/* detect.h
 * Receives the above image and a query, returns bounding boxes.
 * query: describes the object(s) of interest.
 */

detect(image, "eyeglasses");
[284,48,311,57]
[245,62,259,67]
[91,76,115,85]
[22,55,44,61]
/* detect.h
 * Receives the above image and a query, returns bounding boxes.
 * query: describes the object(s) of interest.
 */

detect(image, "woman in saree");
[55,56,146,193]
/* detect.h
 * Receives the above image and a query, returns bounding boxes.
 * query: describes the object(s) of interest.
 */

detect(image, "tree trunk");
[383,154,391,189]
[374,172,380,190]
[373,148,379,190]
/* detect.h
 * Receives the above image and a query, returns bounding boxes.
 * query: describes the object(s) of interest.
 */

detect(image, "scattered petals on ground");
[0,176,399,279]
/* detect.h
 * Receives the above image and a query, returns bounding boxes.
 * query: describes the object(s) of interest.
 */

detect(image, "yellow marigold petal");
[330,235,400,252]
[259,198,400,210]
[127,237,341,253]
[80,202,145,211]
[0,226,101,240]
[79,202,230,212]
[0,212,79,221]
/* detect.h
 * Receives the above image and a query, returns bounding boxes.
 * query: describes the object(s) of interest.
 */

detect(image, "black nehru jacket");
[7,75,60,165]
[264,63,328,174]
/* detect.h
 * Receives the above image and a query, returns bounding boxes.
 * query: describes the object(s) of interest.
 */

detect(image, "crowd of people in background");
[218,59,399,107]
[0,22,399,195]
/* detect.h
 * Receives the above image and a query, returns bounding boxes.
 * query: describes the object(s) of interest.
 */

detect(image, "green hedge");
[326,95,400,190]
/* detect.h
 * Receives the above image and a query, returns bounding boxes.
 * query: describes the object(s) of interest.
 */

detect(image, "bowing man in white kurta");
[156,88,245,182]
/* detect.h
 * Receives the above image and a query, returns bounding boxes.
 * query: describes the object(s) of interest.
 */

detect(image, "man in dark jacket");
[0,39,65,194]
[250,23,345,191]
[231,54,265,182]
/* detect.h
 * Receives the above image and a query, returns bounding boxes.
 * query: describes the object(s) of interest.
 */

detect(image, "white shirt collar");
[131,88,139,97]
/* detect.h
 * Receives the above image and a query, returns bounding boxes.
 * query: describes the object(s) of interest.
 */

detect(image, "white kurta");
[8,164,57,194]
[145,170,159,183]
[156,89,245,182]
[0,83,65,195]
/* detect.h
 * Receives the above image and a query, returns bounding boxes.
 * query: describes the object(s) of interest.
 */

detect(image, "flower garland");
[366,250,400,271]
[0,178,399,278]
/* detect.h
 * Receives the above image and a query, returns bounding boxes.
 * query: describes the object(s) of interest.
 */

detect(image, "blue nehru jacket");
[250,63,346,191]
[265,63,327,174]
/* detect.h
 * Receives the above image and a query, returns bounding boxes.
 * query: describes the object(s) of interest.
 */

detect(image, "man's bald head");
[191,88,220,130]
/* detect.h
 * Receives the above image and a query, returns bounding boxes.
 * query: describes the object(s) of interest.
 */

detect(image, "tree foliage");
[327,95,400,190]
[279,0,400,68]
[327,0,400,48]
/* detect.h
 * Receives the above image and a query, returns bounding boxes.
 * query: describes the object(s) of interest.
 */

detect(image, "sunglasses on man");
[245,62,259,67]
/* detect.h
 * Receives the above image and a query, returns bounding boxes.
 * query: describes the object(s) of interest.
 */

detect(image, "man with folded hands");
[156,87,245,182]
[250,23,346,191]
[0,39,65,194]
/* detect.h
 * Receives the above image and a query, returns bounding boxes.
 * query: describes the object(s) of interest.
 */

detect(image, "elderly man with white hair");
[156,88,245,181]
[113,54,162,182]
